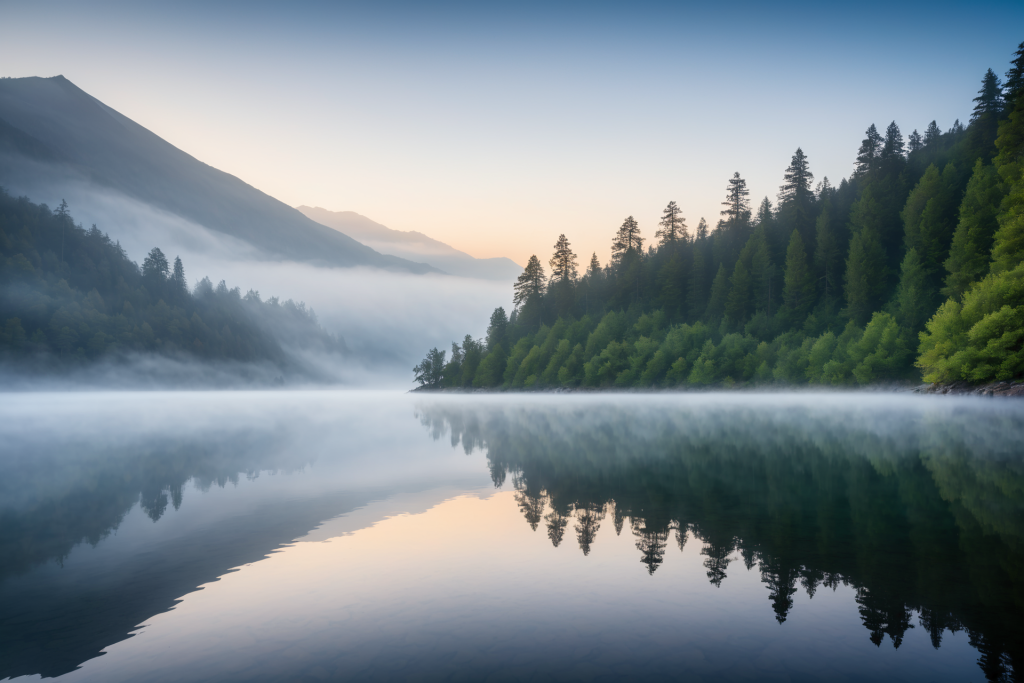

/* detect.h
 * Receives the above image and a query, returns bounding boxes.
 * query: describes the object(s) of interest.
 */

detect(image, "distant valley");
[297,206,521,281]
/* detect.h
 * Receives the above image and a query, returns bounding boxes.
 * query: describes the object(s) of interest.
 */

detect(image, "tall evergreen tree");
[142,247,170,280]
[845,190,888,325]
[1005,41,1024,111]
[721,172,751,226]
[611,216,644,264]
[695,217,709,241]
[549,234,578,283]
[943,160,1005,299]
[991,93,1024,274]
[778,147,816,250]
[972,68,1004,121]
[779,230,814,327]
[908,130,923,153]
[747,227,774,316]
[854,124,883,176]
[656,201,687,245]
[924,121,942,147]
[892,248,931,339]
[513,255,547,309]
[172,256,187,295]
[880,121,905,162]
[486,307,509,351]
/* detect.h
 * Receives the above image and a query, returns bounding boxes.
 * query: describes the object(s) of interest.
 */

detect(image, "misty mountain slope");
[298,205,522,281]
[0,76,436,274]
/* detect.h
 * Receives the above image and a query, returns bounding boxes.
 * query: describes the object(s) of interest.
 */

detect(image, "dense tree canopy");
[415,41,1024,390]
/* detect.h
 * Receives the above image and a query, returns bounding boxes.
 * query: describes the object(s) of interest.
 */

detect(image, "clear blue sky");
[3,0,1022,265]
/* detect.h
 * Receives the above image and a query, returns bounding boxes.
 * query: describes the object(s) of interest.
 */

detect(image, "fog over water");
[1,391,1021,682]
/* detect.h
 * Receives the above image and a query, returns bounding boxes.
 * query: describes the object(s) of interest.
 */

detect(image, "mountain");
[297,206,522,281]
[0,76,436,274]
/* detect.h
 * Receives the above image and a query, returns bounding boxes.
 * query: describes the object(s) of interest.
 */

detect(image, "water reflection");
[416,395,1024,681]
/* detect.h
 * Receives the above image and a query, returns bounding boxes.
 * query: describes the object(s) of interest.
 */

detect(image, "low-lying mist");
[0,169,512,388]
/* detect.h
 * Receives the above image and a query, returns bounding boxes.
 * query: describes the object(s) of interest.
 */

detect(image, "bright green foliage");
[992,98,1024,274]
[918,263,1024,382]
[845,221,886,326]
[943,160,1005,299]
[903,164,959,291]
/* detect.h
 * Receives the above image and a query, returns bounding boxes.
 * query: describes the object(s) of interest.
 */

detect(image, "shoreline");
[412,380,1024,397]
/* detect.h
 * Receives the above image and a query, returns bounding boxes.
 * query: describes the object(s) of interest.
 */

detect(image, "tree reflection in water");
[417,397,1024,682]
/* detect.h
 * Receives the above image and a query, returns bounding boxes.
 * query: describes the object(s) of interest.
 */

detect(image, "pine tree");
[704,263,729,322]
[587,252,602,279]
[972,68,1004,121]
[549,234,578,283]
[487,307,508,351]
[142,247,170,279]
[1005,41,1024,111]
[924,121,942,147]
[778,148,816,249]
[172,256,187,294]
[695,217,709,240]
[513,255,546,308]
[854,124,883,176]
[656,200,687,245]
[893,249,931,337]
[611,216,644,264]
[721,173,751,227]
[943,160,1004,299]
[908,129,923,153]
[779,230,814,327]
[880,121,905,161]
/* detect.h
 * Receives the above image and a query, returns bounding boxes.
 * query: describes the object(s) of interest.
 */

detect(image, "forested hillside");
[416,42,1024,390]
[0,189,345,375]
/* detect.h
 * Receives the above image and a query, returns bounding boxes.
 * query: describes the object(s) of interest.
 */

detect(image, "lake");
[1,391,1021,682]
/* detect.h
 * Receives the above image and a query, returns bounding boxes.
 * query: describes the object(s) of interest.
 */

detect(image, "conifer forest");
[416,43,1024,390]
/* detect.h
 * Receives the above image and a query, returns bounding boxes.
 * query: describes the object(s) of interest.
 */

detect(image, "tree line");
[416,42,1024,390]
[0,190,345,372]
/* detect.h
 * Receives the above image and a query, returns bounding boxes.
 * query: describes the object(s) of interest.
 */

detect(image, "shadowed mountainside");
[0,76,436,273]
[297,205,522,281]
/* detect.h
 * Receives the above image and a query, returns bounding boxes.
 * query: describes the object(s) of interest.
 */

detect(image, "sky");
[2,0,1023,267]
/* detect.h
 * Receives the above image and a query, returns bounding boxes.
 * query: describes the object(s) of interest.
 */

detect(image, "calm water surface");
[0,391,1021,682]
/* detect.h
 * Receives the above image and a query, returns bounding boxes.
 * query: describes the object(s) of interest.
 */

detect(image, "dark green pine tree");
[611,216,644,265]
[695,217,709,241]
[721,172,751,229]
[924,121,942,147]
[549,234,578,283]
[513,255,547,309]
[172,256,187,296]
[779,230,814,328]
[656,201,687,246]
[972,68,1004,121]
[143,247,170,279]
[1005,41,1024,111]
[892,248,931,340]
[854,124,883,177]
[705,263,729,322]
[747,227,774,317]
[778,148,816,251]
[486,307,509,351]
[908,129,923,153]
[943,160,1005,300]
[880,121,905,162]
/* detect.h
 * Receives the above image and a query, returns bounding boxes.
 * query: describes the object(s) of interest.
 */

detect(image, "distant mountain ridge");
[297,206,522,281]
[0,75,436,274]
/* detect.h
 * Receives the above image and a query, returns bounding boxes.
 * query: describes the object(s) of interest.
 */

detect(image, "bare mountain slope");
[297,206,522,281]
[0,76,436,273]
